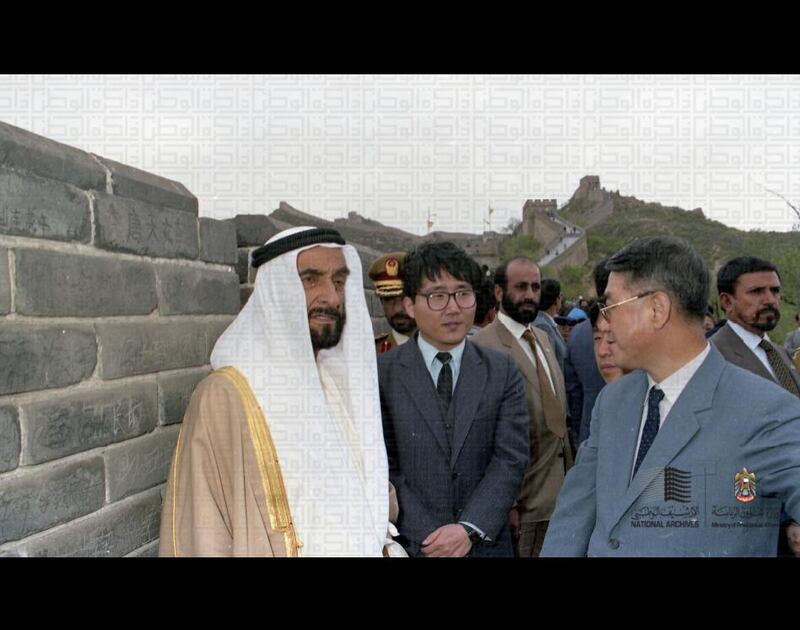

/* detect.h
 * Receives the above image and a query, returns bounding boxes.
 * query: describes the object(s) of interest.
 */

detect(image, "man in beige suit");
[472,256,572,557]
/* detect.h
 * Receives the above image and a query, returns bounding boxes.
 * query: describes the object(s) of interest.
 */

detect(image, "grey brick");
[94,192,199,260]
[235,248,255,284]
[0,325,96,396]
[208,317,234,349]
[97,320,225,380]
[15,249,157,317]
[94,156,198,215]
[156,265,239,315]
[0,406,20,473]
[240,286,253,308]
[158,367,211,426]
[236,248,249,283]
[0,456,105,544]
[0,166,91,242]
[0,121,106,190]
[126,539,160,557]
[229,214,279,246]
[105,427,180,502]
[199,218,237,265]
[21,381,158,465]
[0,248,9,315]
[20,487,163,557]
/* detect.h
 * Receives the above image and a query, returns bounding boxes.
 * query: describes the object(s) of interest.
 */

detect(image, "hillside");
[560,191,800,344]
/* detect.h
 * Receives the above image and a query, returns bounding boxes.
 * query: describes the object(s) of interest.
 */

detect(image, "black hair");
[403,241,482,299]
[716,256,781,296]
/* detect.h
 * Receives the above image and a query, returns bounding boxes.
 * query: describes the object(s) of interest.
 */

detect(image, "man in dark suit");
[378,242,529,557]
[534,278,567,373]
[472,258,571,557]
[542,237,800,557]
[564,259,609,450]
[710,256,800,396]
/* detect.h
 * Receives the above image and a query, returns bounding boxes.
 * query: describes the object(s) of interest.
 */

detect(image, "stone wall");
[546,232,590,271]
[0,121,238,557]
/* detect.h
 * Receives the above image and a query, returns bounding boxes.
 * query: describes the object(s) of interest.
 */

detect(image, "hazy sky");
[2,74,799,235]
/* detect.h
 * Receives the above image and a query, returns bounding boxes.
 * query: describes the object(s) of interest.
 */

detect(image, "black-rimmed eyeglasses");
[418,290,476,311]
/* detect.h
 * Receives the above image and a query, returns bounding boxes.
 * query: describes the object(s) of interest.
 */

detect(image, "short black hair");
[474,279,498,325]
[716,256,781,296]
[605,236,709,322]
[403,241,482,299]
[539,278,561,311]
[593,257,611,296]
[587,297,602,329]
[494,256,537,293]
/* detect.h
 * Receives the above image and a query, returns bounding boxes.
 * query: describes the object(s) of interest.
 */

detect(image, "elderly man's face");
[602,272,655,372]
[296,246,349,351]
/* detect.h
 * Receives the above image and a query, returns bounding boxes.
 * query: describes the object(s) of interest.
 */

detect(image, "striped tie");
[759,339,800,397]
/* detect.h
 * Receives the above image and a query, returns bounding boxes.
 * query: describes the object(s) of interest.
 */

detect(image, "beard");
[502,292,539,325]
[750,306,781,332]
[388,312,416,335]
[309,307,346,350]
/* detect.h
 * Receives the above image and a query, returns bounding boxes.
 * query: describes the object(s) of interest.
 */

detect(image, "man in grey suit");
[379,242,529,557]
[534,278,567,373]
[541,236,800,556]
[710,256,800,396]
[708,256,800,555]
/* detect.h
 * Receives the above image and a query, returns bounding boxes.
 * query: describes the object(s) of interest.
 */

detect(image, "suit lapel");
[610,350,723,528]
[717,324,775,382]
[398,338,451,457]
[450,340,488,467]
[532,327,566,414]
[605,372,649,513]
[494,319,541,396]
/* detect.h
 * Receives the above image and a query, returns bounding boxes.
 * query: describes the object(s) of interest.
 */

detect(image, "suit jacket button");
[452,472,459,480]
[608,539,620,550]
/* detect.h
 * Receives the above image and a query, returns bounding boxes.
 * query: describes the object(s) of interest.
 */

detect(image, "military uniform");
[368,252,415,354]
[375,329,411,354]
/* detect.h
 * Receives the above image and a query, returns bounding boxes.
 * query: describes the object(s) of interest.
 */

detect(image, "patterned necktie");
[522,329,566,438]
[633,387,665,477]
[436,352,453,410]
[759,339,800,397]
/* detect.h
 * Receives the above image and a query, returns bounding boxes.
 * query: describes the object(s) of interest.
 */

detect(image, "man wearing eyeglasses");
[378,241,529,557]
[471,257,571,557]
[541,236,800,557]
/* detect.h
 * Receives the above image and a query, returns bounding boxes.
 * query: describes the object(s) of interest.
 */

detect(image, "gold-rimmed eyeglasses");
[598,290,656,322]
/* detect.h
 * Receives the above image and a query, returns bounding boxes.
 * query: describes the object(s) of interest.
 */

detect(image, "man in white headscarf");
[159,226,399,556]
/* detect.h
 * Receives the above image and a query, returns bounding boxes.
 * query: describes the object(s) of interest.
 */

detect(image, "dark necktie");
[633,387,665,477]
[436,352,453,410]
[759,339,800,397]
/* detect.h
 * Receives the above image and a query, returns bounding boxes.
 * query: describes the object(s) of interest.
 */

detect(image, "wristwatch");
[460,523,482,545]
